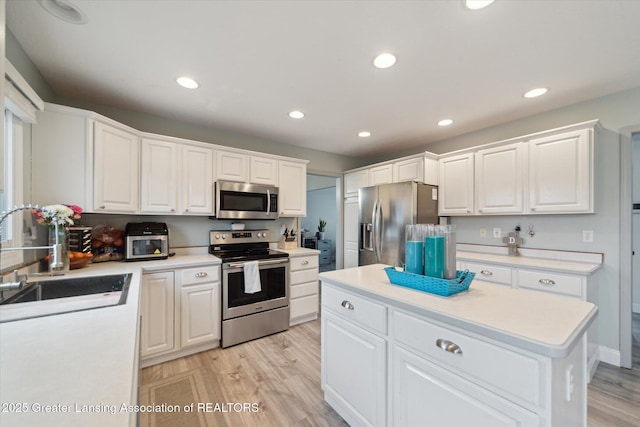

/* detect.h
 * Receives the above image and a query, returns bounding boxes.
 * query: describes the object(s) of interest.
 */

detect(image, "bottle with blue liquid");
[404,224,424,274]
[424,224,444,278]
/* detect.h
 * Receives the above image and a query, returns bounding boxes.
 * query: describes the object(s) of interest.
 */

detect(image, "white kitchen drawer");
[291,281,318,299]
[393,309,542,408]
[322,284,387,335]
[290,255,319,271]
[180,266,220,286]
[461,262,512,285]
[290,268,319,286]
[517,269,583,299]
[290,294,319,320]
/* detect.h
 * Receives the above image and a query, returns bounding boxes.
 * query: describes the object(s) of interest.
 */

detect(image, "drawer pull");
[195,272,208,278]
[480,270,493,276]
[341,300,355,310]
[436,339,463,355]
[538,279,556,285]
[301,260,309,265]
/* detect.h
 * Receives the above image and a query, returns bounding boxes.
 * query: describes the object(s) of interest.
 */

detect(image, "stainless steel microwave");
[215,180,279,220]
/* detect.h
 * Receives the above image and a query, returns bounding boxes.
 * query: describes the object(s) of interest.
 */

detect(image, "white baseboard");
[598,345,621,367]
[633,302,640,314]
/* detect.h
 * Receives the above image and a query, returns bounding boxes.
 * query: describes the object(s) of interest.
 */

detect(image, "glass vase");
[49,226,70,274]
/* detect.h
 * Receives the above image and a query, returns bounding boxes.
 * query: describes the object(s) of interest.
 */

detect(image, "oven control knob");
[222,234,227,240]
[214,234,220,240]
[257,232,263,238]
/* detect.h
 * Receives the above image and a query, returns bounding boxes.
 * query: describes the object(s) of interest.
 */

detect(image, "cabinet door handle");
[539,279,556,285]
[98,205,106,209]
[341,300,354,310]
[480,269,493,276]
[436,339,463,355]
[195,272,208,278]
[301,260,309,265]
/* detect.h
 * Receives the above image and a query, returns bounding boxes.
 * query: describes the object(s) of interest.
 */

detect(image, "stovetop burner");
[208,229,289,262]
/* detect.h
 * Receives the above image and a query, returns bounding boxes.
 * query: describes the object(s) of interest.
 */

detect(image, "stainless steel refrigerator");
[359,181,439,267]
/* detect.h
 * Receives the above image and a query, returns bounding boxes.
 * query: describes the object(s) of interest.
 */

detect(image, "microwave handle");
[266,189,271,216]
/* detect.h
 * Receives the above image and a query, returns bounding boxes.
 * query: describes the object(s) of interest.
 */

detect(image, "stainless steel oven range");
[209,229,290,348]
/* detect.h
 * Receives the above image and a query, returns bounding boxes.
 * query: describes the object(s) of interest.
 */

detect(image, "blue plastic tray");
[384,267,475,297]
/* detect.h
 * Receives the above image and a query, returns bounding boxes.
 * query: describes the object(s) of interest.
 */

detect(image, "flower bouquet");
[32,204,82,228]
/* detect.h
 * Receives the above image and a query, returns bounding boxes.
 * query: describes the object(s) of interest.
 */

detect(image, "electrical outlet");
[493,228,501,238]
[480,228,487,238]
[583,230,594,242]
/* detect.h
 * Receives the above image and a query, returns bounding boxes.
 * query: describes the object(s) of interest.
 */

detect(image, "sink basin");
[0,274,132,323]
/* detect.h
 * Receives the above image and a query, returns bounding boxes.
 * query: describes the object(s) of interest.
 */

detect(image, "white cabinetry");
[369,164,393,186]
[289,253,320,325]
[344,169,370,197]
[438,153,474,215]
[180,266,221,347]
[343,198,359,269]
[140,138,179,213]
[93,121,140,213]
[475,142,525,214]
[321,286,387,427]
[249,156,278,185]
[215,149,248,182]
[321,280,588,427]
[393,156,424,183]
[140,271,175,358]
[278,160,307,216]
[528,128,593,213]
[181,144,214,214]
[141,264,221,367]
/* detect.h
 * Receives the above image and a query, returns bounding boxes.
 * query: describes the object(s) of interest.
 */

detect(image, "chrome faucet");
[0,205,64,301]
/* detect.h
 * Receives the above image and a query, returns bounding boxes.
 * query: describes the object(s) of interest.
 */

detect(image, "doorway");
[621,126,640,369]
[303,173,341,272]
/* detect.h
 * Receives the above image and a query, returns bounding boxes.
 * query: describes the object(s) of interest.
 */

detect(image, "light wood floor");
[143,316,640,427]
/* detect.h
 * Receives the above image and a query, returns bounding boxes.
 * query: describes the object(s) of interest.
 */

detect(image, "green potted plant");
[317,218,327,240]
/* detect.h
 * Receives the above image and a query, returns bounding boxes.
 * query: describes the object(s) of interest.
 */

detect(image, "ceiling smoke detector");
[38,0,88,24]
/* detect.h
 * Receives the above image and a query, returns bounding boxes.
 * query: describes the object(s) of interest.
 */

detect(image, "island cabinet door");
[392,346,540,427]
[322,311,386,427]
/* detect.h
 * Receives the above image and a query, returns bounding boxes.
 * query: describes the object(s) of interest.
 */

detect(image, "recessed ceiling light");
[38,0,88,24]
[465,0,495,10]
[373,53,397,69]
[289,110,305,119]
[523,87,548,98]
[437,119,454,127]
[358,131,371,138]
[176,76,199,89]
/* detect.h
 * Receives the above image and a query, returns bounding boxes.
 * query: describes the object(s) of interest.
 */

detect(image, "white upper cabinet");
[215,149,248,182]
[344,169,370,197]
[438,153,474,215]
[140,138,179,214]
[249,156,278,185]
[93,121,139,213]
[393,156,424,183]
[343,197,359,269]
[475,142,526,214]
[182,144,214,214]
[528,128,593,213]
[369,164,393,186]
[278,160,307,216]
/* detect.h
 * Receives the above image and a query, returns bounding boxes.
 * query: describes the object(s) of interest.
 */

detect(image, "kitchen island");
[0,252,220,427]
[319,264,597,427]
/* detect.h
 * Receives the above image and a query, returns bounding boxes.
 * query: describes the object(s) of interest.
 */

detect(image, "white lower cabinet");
[289,253,320,325]
[140,271,175,358]
[321,282,587,427]
[393,346,539,427]
[322,311,387,427]
[343,197,359,269]
[141,265,221,367]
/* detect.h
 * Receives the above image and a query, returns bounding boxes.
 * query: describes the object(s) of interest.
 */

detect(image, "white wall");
[633,134,640,313]
[302,186,337,260]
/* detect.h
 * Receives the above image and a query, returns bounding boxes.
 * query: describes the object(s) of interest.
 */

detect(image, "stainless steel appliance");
[215,180,279,220]
[209,229,290,348]
[359,181,439,266]
[124,222,169,261]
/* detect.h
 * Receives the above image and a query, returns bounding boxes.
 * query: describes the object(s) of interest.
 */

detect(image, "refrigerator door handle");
[371,200,378,261]
[373,199,383,263]
[376,200,383,262]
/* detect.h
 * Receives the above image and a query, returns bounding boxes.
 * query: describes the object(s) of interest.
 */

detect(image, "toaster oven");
[124,222,169,261]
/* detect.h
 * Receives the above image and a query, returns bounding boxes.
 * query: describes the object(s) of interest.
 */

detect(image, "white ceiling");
[7,0,640,157]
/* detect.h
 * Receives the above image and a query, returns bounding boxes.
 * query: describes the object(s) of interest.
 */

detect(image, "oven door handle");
[227,258,289,269]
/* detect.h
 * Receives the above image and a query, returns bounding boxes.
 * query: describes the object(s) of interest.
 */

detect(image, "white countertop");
[275,247,320,257]
[319,264,597,358]
[0,253,221,427]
